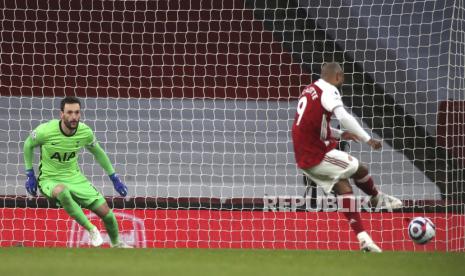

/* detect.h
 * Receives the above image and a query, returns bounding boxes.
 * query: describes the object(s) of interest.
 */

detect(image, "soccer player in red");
[292,63,402,252]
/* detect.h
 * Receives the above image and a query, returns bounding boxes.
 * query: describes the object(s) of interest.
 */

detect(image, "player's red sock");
[354,175,379,197]
[340,193,365,235]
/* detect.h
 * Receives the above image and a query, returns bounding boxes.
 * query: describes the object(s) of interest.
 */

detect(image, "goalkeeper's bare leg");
[51,184,103,247]
[332,180,382,253]
[351,163,402,210]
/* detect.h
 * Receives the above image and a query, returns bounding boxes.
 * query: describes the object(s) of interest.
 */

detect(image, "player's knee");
[93,202,111,218]
[53,185,75,207]
[352,163,369,180]
[51,184,68,198]
[102,209,115,221]
[333,179,353,195]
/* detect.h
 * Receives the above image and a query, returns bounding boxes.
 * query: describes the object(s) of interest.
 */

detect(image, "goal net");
[0,0,463,251]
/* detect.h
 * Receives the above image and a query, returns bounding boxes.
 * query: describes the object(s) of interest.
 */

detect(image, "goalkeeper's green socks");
[56,188,94,231]
[102,210,120,245]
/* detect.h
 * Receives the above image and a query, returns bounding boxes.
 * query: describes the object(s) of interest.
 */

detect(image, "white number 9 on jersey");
[296,96,308,126]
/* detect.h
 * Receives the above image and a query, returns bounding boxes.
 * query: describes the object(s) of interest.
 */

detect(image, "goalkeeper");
[23,96,130,248]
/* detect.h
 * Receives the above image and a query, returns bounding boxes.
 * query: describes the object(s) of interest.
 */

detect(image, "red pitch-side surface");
[0,208,463,251]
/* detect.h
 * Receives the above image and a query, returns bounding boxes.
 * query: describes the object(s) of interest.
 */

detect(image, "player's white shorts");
[301,149,359,194]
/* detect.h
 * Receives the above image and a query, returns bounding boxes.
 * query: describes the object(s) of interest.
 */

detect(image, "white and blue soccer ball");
[408,217,436,244]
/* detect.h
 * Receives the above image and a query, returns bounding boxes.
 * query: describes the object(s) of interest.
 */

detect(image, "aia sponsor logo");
[68,211,146,248]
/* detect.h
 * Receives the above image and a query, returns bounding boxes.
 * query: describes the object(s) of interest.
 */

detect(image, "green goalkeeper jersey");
[23,119,115,180]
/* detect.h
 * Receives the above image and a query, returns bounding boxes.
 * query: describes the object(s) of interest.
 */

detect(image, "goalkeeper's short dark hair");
[60,96,81,111]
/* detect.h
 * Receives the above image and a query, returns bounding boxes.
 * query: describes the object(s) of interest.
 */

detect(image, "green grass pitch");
[0,248,464,276]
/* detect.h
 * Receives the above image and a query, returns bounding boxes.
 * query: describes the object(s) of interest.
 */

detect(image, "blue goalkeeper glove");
[109,173,128,197]
[25,169,38,196]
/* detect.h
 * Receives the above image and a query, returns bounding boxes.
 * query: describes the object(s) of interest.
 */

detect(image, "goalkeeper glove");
[109,173,128,197]
[25,169,38,196]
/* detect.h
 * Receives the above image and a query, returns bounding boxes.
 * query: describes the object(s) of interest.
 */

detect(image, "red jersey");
[292,79,344,169]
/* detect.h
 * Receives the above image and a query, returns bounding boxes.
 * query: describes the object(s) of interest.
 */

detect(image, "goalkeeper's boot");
[88,227,103,247]
[370,192,402,210]
[111,241,133,248]
[357,231,382,253]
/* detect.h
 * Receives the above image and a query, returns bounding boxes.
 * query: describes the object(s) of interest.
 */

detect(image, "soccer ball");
[408,217,436,244]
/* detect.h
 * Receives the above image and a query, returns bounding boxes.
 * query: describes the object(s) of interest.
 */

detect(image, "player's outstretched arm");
[333,106,382,150]
[23,136,38,196]
[330,127,365,143]
[340,131,362,142]
[367,138,382,150]
[86,143,128,197]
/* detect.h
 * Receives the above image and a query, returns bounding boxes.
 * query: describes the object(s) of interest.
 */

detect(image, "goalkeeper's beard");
[64,119,79,130]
